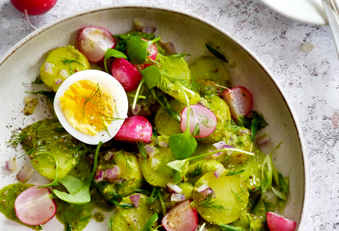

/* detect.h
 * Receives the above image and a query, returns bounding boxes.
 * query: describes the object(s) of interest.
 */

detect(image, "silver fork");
[322,0,339,58]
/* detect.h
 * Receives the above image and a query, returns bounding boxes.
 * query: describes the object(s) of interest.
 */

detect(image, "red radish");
[114,116,152,143]
[15,186,56,226]
[222,86,253,121]
[10,0,58,15]
[162,200,198,231]
[112,58,143,92]
[78,26,116,63]
[180,104,217,138]
[266,212,297,231]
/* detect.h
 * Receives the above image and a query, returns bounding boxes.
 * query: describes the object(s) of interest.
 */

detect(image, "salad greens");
[2,23,292,231]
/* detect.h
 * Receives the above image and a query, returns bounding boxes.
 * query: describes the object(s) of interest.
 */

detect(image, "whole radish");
[114,116,152,143]
[266,212,297,231]
[11,0,58,15]
[112,58,143,92]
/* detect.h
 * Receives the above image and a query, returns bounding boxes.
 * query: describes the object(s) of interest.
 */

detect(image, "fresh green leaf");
[53,141,103,204]
[169,131,197,160]
[242,111,268,141]
[142,213,158,231]
[126,36,161,64]
[147,187,161,204]
[35,151,59,188]
[167,160,188,172]
[114,32,156,41]
[104,49,128,73]
[226,169,245,176]
[141,65,161,89]
[205,44,228,63]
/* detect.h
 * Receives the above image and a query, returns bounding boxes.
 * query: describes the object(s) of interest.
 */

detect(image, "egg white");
[54,69,128,145]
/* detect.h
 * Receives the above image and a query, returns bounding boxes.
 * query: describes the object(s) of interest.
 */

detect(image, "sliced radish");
[222,86,253,120]
[114,116,152,143]
[15,186,56,226]
[78,26,116,63]
[162,200,198,231]
[112,58,143,92]
[180,104,217,138]
[266,212,297,231]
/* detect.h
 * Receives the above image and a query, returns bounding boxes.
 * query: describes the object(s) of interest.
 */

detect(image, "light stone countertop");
[0,0,337,230]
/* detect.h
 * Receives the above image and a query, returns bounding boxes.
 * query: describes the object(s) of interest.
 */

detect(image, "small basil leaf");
[141,65,161,89]
[205,44,228,63]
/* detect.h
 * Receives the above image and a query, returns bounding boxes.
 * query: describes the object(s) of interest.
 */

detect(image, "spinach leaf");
[205,44,228,63]
[126,36,161,64]
[53,141,103,204]
[104,49,128,73]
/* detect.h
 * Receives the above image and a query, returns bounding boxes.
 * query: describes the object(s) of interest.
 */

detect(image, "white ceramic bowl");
[0,5,307,231]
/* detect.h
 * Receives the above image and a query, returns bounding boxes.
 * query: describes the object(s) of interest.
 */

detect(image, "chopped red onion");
[240,129,250,135]
[55,78,63,85]
[196,183,209,193]
[214,166,225,178]
[104,151,114,161]
[44,62,53,74]
[5,158,17,172]
[164,42,177,54]
[171,193,186,202]
[104,165,121,181]
[129,194,141,208]
[142,26,156,34]
[94,170,104,183]
[145,145,156,155]
[159,141,169,148]
[59,69,70,78]
[131,104,141,115]
[212,142,234,157]
[255,134,271,145]
[16,165,35,183]
[167,182,182,194]
[200,188,214,198]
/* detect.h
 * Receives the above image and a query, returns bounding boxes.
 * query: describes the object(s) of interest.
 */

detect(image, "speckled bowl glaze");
[0,5,307,231]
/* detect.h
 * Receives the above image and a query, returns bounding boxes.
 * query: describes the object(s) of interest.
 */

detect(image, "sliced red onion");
[167,182,183,194]
[171,193,186,202]
[255,134,271,145]
[214,166,225,178]
[104,165,121,181]
[164,42,177,54]
[55,78,63,85]
[145,145,156,155]
[131,104,141,115]
[212,142,234,157]
[5,158,17,172]
[142,26,156,34]
[129,194,141,208]
[16,165,35,183]
[94,170,104,183]
[44,62,53,74]
[59,69,70,78]
[159,141,169,148]
[103,151,114,161]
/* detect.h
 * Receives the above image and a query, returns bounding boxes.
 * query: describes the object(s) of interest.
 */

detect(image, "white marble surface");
[0,0,337,230]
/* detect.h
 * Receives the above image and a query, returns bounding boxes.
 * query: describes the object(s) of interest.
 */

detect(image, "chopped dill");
[8,132,27,149]
[61,57,85,66]
[22,75,43,87]
[194,194,227,213]
[115,150,134,172]
[226,169,245,176]
[197,113,216,128]
[137,141,147,161]
[189,163,203,178]
[231,189,247,204]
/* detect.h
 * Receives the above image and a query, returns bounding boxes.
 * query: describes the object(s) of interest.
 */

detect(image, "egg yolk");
[59,80,115,136]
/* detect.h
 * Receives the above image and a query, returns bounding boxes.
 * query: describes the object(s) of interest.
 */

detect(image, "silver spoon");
[322,0,339,58]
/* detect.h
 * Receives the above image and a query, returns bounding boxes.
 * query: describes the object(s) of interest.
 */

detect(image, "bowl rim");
[0,4,308,230]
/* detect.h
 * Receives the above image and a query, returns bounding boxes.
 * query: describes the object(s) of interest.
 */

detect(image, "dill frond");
[8,132,27,149]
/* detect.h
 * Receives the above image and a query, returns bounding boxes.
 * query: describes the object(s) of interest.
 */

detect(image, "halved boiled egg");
[54,70,128,145]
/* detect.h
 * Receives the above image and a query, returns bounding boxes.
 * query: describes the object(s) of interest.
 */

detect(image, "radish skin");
[78,26,116,63]
[112,58,143,92]
[222,86,253,120]
[10,0,58,15]
[162,200,198,231]
[266,212,297,231]
[15,186,56,226]
[114,116,152,143]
